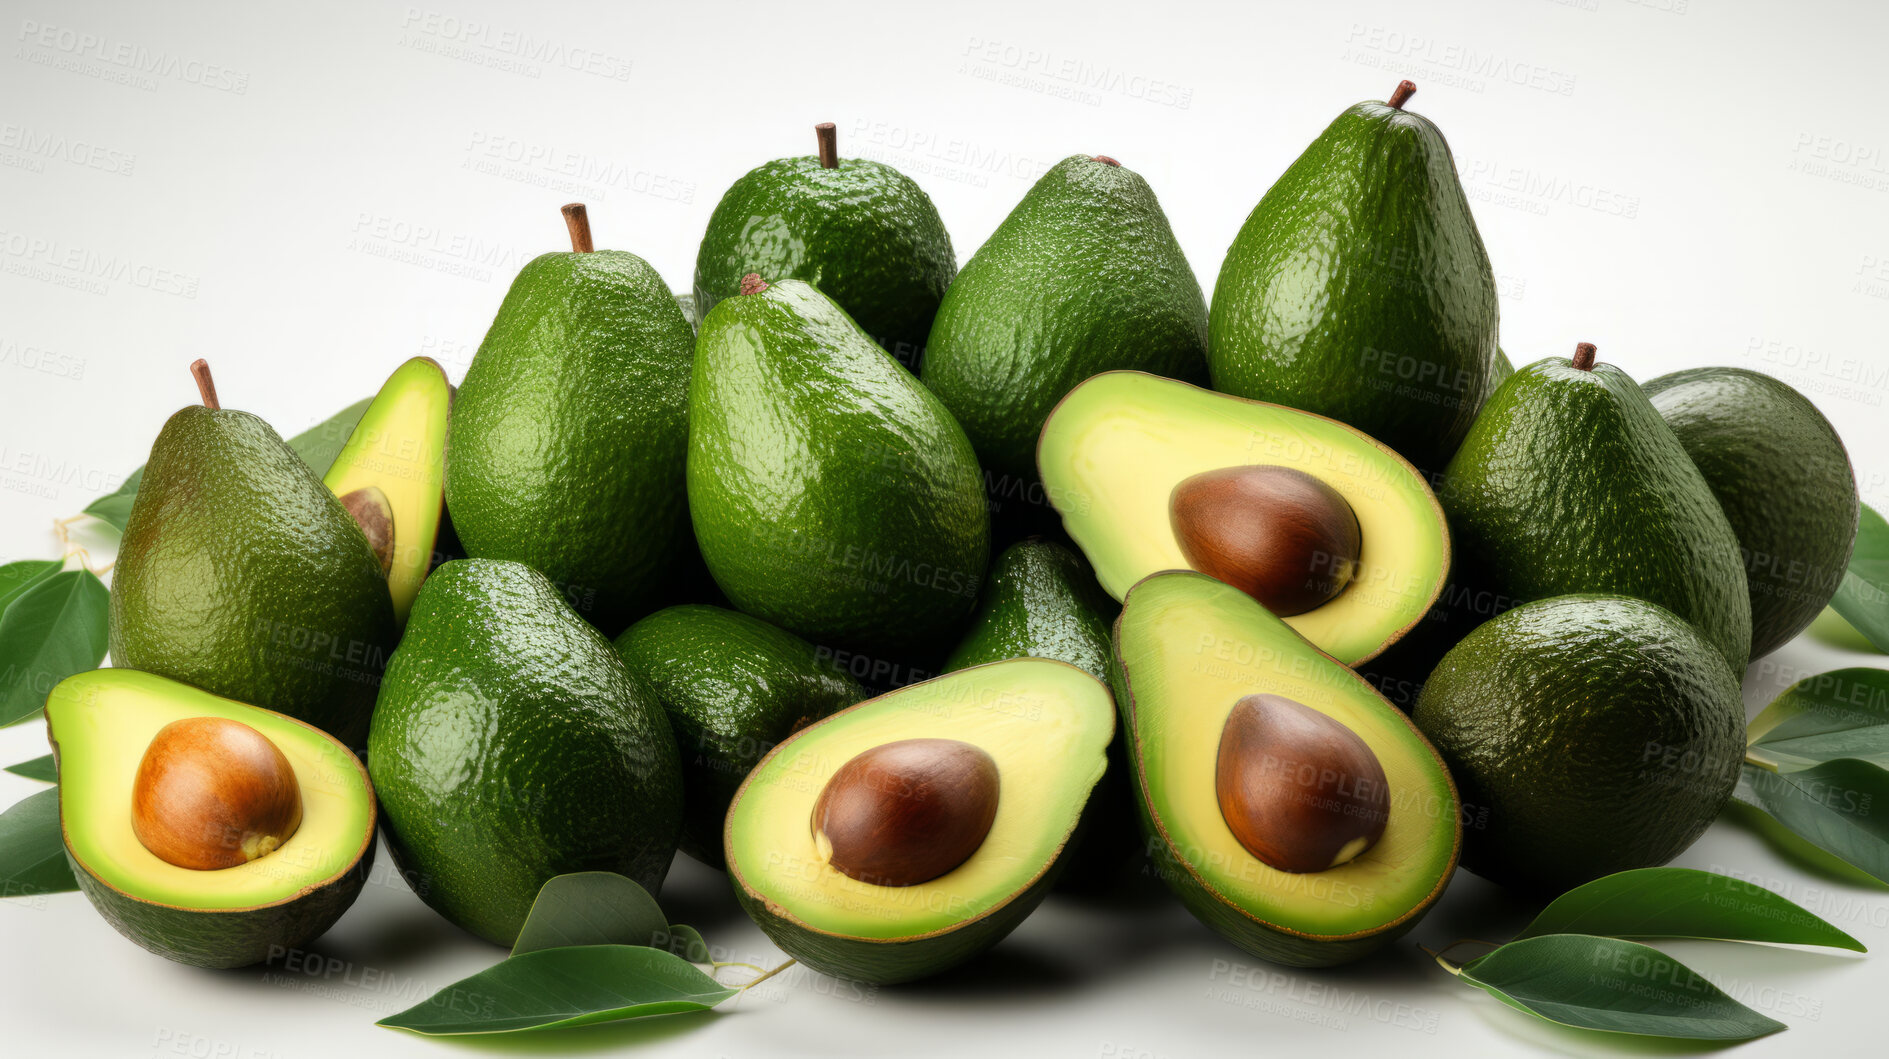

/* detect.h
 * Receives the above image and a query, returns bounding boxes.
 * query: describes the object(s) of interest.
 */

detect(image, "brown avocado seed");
[811,738,1000,887]
[1215,694,1391,874]
[1169,465,1362,616]
[131,717,304,871]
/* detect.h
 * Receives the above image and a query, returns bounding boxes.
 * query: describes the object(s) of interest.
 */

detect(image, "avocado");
[109,362,398,749]
[1439,346,1752,671]
[321,357,452,626]
[725,656,1113,983]
[922,154,1209,480]
[1644,367,1859,658]
[45,669,375,968]
[944,538,1117,681]
[696,124,954,370]
[1112,571,1460,965]
[613,605,867,868]
[446,205,695,631]
[1209,81,1498,473]
[1037,371,1448,665]
[689,277,989,653]
[368,559,683,946]
[1413,594,1745,894]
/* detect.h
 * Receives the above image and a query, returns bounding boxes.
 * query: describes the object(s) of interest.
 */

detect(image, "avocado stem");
[738,272,770,296]
[815,123,838,169]
[1092,155,1121,167]
[560,202,595,253]
[189,358,220,410]
[1571,342,1597,371]
[1388,80,1417,110]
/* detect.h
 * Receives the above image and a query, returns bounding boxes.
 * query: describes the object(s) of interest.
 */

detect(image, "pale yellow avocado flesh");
[322,357,451,624]
[726,658,1113,940]
[1117,573,1458,937]
[46,669,374,910]
[1038,371,1448,665]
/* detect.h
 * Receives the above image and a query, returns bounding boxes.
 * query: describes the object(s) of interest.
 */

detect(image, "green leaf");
[0,570,109,727]
[377,945,736,1036]
[659,924,712,964]
[4,754,54,783]
[0,787,77,896]
[0,561,60,615]
[1514,867,1862,950]
[1748,668,1889,771]
[82,397,373,532]
[511,872,670,956]
[1736,759,1889,884]
[1457,934,1785,1040]
[1831,504,1889,652]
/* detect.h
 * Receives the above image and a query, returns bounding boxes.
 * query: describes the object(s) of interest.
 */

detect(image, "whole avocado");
[944,538,1117,681]
[369,560,683,946]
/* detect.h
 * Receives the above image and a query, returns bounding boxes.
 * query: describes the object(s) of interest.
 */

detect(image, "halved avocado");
[1113,571,1459,966]
[322,357,451,624]
[725,657,1113,984]
[1038,371,1448,664]
[45,669,375,968]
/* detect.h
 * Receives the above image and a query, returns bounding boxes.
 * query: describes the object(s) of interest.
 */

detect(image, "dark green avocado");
[1645,367,1859,658]
[1209,82,1498,472]
[614,605,866,867]
[944,538,1117,681]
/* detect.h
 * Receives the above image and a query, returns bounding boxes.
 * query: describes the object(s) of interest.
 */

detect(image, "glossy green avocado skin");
[368,560,683,946]
[109,406,396,748]
[923,155,1209,479]
[1209,98,1498,472]
[688,279,989,652]
[1645,367,1859,659]
[447,250,695,631]
[944,538,1117,681]
[614,605,865,867]
[1438,357,1752,672]
[695,156,955,370]
[1415,594,1745,894]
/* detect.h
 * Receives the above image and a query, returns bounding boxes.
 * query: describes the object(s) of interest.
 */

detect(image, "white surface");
[4,0,1889,1055]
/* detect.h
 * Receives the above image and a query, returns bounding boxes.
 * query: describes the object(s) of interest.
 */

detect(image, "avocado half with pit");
[46,669,375,968]
[1114,571,1459,966]
[725,656,1113,984]
[1038,371,1448,664]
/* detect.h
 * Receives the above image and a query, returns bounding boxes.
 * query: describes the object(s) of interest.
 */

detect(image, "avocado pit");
[1215,694,1390,873]
[1170,465,1362,616]
[338,485,396,578]
[131,716,304,871]
[811,737,1000,887]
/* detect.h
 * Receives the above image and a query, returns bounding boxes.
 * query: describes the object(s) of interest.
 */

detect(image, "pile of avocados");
[35,85,1861,991]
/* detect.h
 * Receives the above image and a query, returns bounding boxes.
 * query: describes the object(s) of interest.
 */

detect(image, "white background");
[4,0,1889,1055]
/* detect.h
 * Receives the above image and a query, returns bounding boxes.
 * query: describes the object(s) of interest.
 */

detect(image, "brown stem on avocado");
[738,273,770,296]
[189,358,220,410]
[561,202,595,253]
[1092,155,1121,167]
[1388,80,1417,110]
[1572,342,1597,371]
[816,123,838,169]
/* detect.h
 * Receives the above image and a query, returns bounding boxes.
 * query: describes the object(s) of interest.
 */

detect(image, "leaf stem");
[738,958,797,993]
[1419,943,1464,976]
[1744,748,1782,773]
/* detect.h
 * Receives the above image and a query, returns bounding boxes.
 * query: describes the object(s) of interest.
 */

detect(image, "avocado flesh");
[1413,594,1745,894]
[726,657,1113,983]
[1208,93,1498,473]
[1439,356,1752,671]
[614,604,866,868]
[447,248,695,631]
[1038,371,1448,665]
[689,279,990,652]
[695,156,955,369]
[1113,571,1459,963]
[109,405,398,749]
[923,155,1209,479]
[1644,367,1858,659]
[944,538,1117,682]
[369,559,684,946]
[322,357,452,626]
[46,669,374,967]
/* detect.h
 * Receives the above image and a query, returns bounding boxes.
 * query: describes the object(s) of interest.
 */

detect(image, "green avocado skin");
[368,560,683,946]
[109,407,397,749]
[922,155,1209,479]
[1438,357,1752,672]
[695,156,955,369]
[943,539,1117,680]
[1645,367,1859,659]
[1209,99,1498,472]
[447,250,695,631]
[613,605,866,867]
[1414,595,1744,894]
[689,279,990,652]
